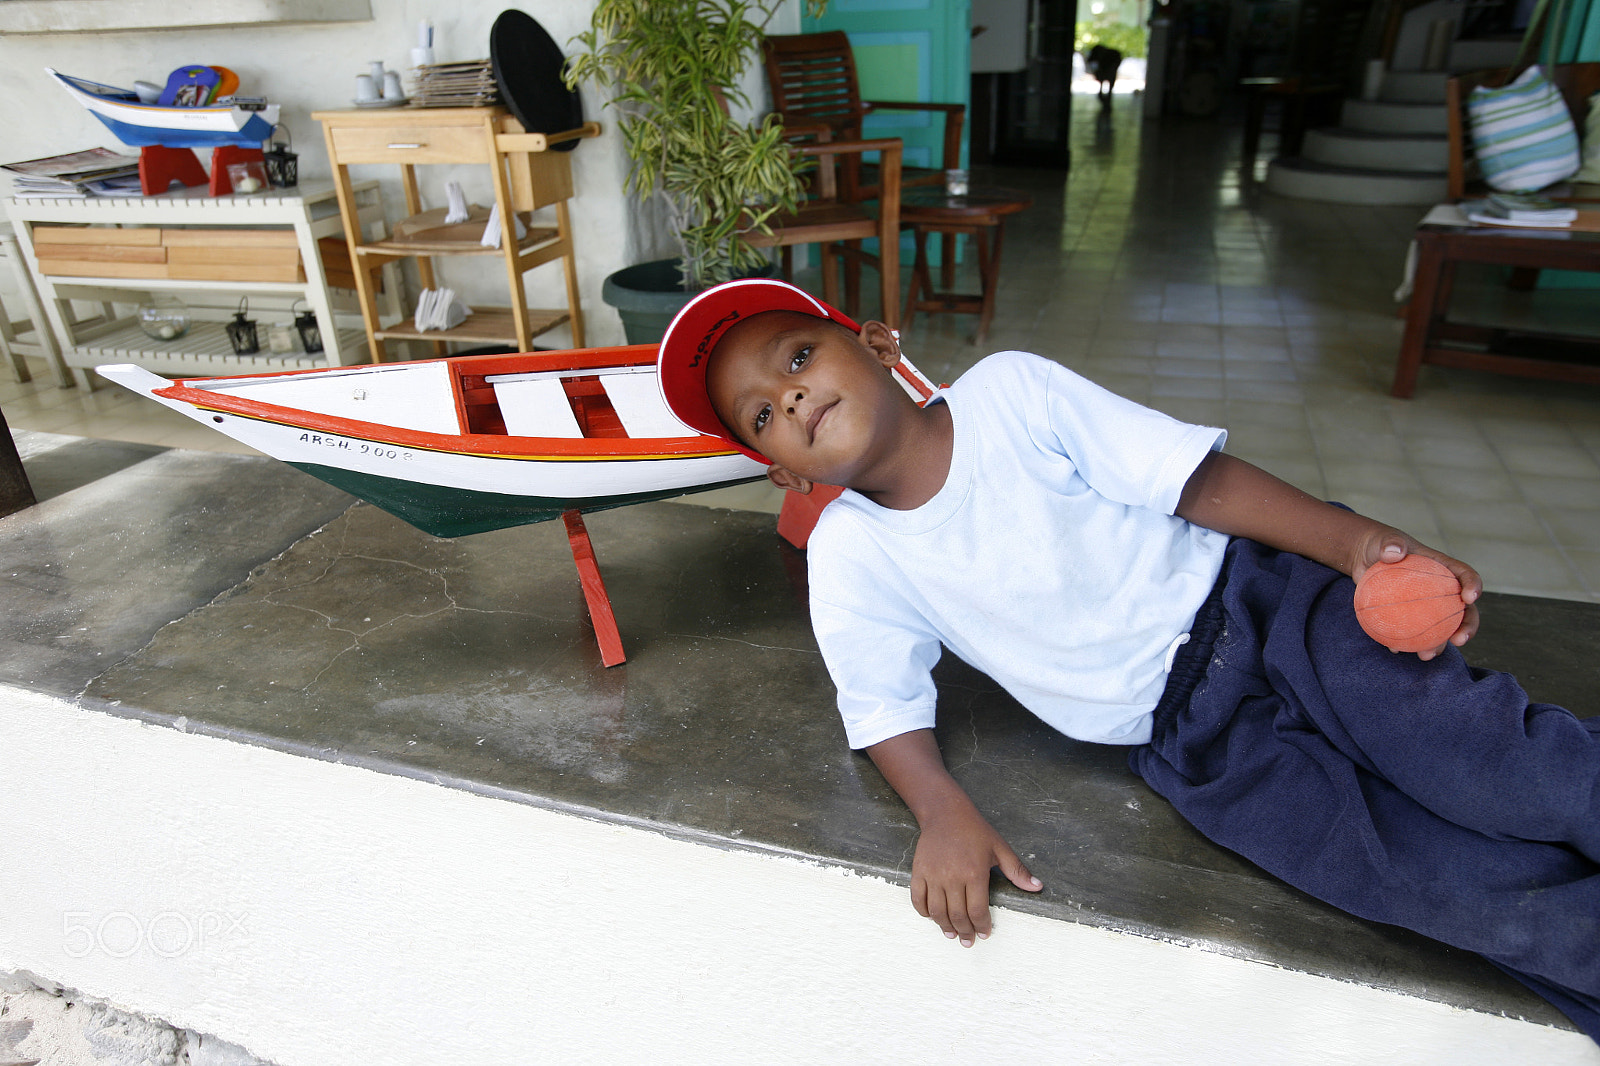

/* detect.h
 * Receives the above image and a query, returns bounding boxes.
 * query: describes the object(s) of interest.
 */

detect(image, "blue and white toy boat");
[47,68,279,149]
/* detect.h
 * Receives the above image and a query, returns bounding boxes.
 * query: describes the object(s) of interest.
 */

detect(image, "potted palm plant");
[567,0,825,341]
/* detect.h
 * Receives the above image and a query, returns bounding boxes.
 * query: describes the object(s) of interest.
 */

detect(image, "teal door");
[802,0,973,172]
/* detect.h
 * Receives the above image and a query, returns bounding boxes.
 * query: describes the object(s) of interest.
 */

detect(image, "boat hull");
[97,360,768,538]
[291,460,761,538]
[85,110,278,149]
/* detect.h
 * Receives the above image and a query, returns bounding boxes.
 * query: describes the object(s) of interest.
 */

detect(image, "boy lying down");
[656,278,1600,1043]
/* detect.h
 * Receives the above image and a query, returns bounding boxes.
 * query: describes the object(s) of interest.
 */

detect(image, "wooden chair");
[743,133,903,328]
[762,31,963,204]
[1446,63,1600,202]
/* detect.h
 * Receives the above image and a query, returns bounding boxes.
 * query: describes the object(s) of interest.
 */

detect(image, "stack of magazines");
[408,60,500,108]
[1466,192,1580,228]
[3,148,143,198]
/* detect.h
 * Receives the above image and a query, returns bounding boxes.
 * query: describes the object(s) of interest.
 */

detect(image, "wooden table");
[1393,221,1600,398]
[899,186,1032,345]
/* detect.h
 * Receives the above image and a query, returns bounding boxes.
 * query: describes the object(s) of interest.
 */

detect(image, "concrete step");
[1302,127,1449,173]
[1380,70,1448,104]
[1341,97,1449,135]
[1264,156,1448,205]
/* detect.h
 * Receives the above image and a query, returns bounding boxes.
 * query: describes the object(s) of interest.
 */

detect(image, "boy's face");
[706,310,909,490]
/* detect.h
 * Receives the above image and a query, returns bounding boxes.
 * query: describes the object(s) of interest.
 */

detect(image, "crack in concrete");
[667,631,820,656]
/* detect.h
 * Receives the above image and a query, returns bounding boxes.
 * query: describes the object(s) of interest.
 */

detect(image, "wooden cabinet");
[313,107,599,362]
[5,181,401,388]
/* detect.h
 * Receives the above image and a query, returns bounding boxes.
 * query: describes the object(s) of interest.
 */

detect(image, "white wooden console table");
[5,181,400,388]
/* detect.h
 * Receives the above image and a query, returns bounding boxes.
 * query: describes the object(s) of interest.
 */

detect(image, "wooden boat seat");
[489,376,584,438]
[599,373,691,439]
[483,366,685,441]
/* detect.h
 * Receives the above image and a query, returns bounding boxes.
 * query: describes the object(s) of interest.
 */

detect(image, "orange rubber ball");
[1353,555,1466,654]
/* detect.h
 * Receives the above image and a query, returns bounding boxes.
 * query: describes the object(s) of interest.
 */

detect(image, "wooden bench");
[1391,64,1600,397]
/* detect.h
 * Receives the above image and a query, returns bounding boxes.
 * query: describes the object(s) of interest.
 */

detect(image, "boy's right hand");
[1353,532,1482,658]
[912,796,1043,947]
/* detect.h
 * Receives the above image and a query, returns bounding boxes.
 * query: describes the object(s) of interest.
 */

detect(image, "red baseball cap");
[657,278,859,463]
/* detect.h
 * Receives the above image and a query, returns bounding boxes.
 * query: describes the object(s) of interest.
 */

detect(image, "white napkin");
[444,181,469,224]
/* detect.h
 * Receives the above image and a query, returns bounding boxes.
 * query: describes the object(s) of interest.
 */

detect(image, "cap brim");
[656,278,859,464]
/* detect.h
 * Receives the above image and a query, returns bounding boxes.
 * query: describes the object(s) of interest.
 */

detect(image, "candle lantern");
[226,297,260,355]
[263,125,299,189]
[293,299,323,353]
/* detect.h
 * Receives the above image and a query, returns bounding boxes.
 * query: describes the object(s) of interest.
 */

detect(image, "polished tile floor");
[6,93,1600,601]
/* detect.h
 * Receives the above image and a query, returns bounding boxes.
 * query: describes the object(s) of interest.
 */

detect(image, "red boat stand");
[561,510,626,667]
[562,493,834,666]
[137,145,268,197]
[776,485,844,549]
[555,356,939,666]
[138,146,207,195]
[208,146,265,196]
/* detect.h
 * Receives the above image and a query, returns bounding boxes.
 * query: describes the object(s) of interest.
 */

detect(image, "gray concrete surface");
[6,430,1597,1032]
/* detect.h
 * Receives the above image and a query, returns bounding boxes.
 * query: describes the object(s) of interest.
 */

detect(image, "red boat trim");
[151,382,741,463]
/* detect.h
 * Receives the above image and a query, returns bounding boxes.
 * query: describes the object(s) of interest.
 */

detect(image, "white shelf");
[76,319,366,375]
[7,180,400,387]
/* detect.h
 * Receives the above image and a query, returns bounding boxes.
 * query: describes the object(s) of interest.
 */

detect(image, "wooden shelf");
[355,205,560,258]
[360,226,560,258]
[315,107,594,359]
[374,306,569,346]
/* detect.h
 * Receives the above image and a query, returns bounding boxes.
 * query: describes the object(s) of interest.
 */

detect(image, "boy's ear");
[858,321,902,369]
[766,464,813,496]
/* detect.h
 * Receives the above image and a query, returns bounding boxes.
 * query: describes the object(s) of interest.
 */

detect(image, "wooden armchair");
[762,31,964,205]
[1446,63,1600,202]
[743,132,903,328]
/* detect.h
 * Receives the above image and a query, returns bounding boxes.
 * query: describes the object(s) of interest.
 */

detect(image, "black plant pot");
[601,257,775,345]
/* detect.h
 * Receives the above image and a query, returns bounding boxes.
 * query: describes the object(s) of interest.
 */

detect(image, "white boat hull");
[97,362,767,538]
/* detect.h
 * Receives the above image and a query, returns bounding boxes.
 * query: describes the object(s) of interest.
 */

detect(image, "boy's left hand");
[1353,533,1482,659]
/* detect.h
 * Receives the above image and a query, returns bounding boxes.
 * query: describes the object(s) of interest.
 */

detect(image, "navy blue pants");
[1130,538,1600,1042]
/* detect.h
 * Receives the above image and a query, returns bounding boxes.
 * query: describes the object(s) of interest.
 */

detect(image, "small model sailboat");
[47,68,279,148]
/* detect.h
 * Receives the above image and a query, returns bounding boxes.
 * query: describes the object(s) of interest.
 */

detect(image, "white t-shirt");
[807,351,1229,749]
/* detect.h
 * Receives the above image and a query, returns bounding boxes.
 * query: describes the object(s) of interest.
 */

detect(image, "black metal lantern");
[263,125,298,189]
[226,297,260,355]
[292,299,323,353]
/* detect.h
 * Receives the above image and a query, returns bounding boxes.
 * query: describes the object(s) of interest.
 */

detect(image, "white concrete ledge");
[3,684,1595,1066]
[0,0,371,36]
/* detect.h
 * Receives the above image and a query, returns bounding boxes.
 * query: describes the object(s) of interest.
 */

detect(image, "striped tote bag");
[1467,66,1581,192]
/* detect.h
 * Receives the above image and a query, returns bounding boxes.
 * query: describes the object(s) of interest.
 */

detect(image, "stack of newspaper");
[1466,192,1580,229]
[3,148,143,198]
[408,60,500,108]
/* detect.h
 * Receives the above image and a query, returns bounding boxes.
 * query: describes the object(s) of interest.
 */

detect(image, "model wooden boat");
[98,346,768,539]
[48,69,279,148]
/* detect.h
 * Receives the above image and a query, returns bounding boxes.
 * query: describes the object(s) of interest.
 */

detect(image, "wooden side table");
[1393,222,1600,398]
[313,107,599,362]
[899,186,1032,345]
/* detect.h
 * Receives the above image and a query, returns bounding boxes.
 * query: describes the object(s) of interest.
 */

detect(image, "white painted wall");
[2,684,1596,1066]
[0,1,803,349]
